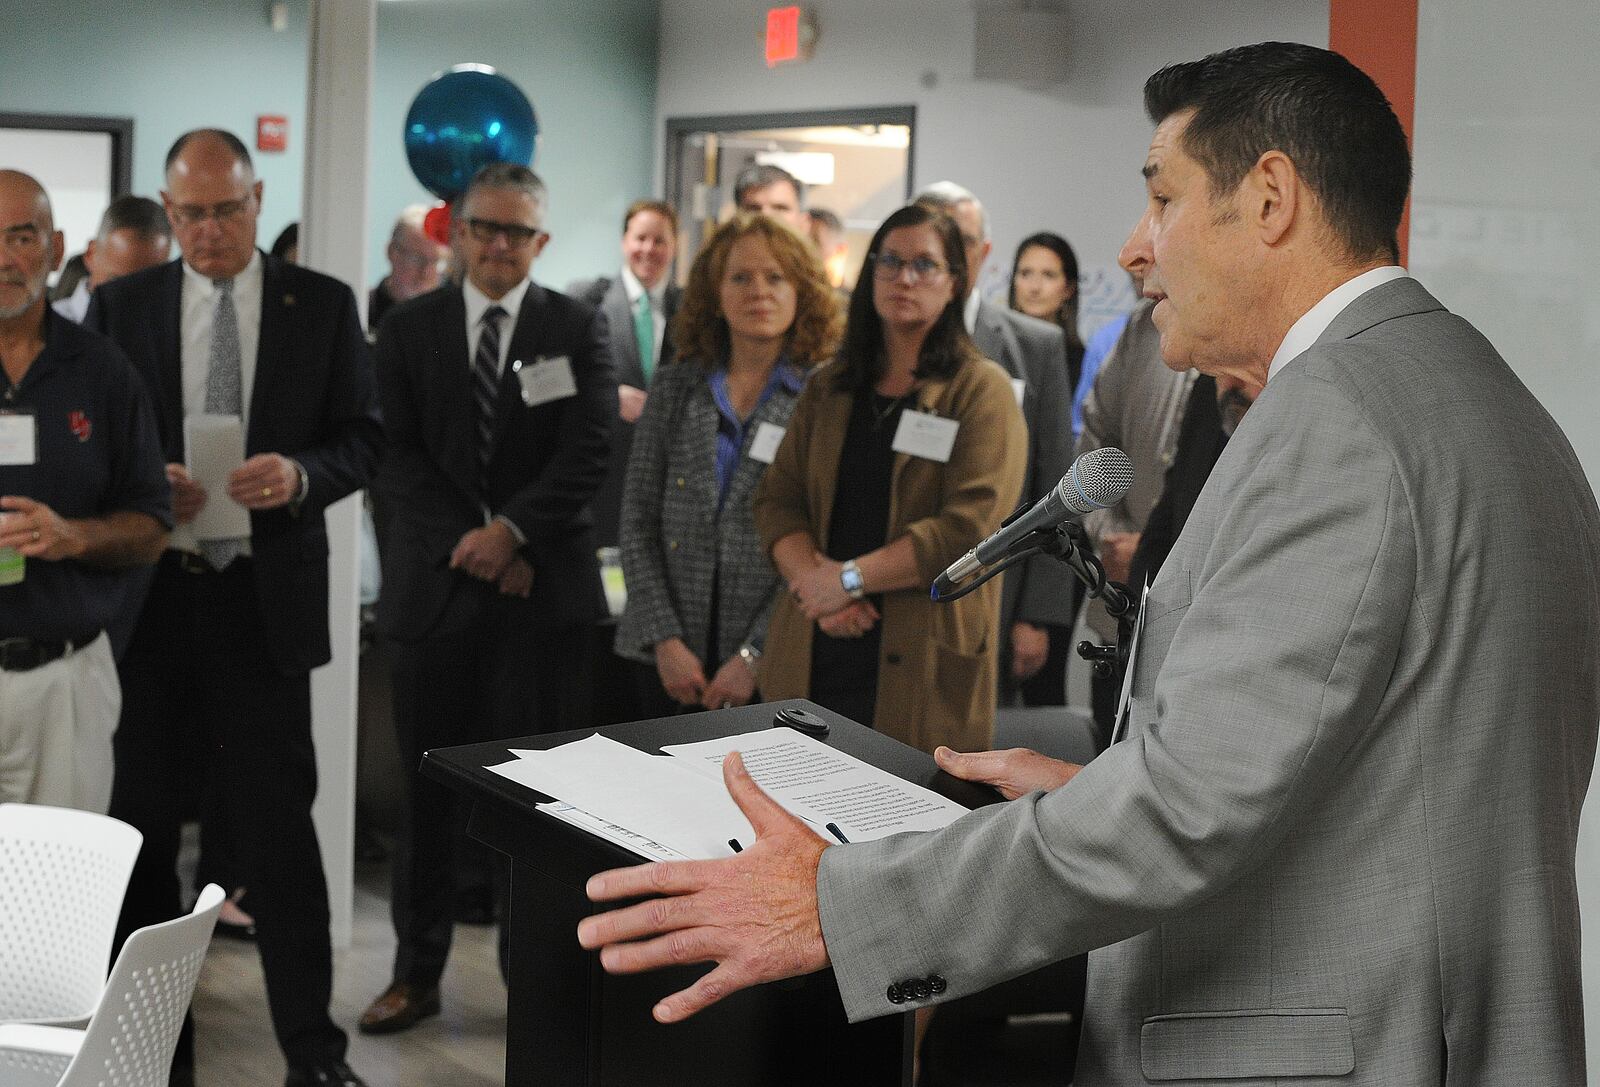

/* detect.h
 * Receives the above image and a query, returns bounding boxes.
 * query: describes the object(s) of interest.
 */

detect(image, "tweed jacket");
[613,357,805,668]
[752,356,1027,753]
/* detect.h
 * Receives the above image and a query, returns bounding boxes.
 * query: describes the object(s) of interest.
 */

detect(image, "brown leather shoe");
[358,982,440,1035]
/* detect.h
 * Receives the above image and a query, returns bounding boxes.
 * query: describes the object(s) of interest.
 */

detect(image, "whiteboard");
[0,127,117,277]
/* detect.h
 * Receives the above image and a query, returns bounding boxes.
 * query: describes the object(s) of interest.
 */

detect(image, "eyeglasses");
[168,199,253,228]
[870,251,948,284]
[466,218,543,247]
[1,224,46,254]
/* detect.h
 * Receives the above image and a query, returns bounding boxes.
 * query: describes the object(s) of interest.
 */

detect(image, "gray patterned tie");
[200,277,247,570]
[473,305,506,497]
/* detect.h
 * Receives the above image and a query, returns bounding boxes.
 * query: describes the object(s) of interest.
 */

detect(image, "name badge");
[0,411,38,466]
[747,421,786,464]
[891,409,959,463]
[514,356,578,407]
[1009,377,1026,409]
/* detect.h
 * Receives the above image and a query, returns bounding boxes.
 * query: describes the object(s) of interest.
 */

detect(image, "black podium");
[422,699,995,1087]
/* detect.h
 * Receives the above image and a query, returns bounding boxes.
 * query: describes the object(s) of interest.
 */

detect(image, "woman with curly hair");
[614,213,842,715]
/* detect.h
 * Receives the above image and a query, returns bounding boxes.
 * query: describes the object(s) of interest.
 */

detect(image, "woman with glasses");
[753,203,1026,752]
[1008,230,1087,392]
[614,214,841,716]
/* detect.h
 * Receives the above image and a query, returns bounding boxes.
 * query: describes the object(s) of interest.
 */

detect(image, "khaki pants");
[0,632,119,812]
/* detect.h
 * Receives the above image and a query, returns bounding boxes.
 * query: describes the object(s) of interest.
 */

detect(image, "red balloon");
[423,203,452,246]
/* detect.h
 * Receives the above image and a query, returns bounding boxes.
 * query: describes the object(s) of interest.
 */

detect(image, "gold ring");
[32,529,41,542]
[262,486,273,498]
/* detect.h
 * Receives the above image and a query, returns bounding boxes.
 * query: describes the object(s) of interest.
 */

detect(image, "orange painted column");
[1329,0,1419,263]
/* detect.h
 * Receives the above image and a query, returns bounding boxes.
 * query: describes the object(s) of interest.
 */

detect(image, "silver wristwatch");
[840,559,866,600]
[737,643,762,673]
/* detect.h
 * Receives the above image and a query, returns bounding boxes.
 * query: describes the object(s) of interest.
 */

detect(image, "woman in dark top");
[1008,231,1087,392]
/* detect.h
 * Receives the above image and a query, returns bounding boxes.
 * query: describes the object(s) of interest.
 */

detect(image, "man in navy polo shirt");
[0,169,170,811]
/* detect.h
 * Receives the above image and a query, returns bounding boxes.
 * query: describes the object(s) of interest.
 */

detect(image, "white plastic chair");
[0,803,144,1026]
[0,884,223,1087]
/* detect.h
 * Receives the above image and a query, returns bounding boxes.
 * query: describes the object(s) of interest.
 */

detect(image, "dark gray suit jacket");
[819,279,1600,1083]
[970,299,1079,631]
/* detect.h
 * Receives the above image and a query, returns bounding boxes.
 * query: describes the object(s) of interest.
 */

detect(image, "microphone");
[933,447,1134,599]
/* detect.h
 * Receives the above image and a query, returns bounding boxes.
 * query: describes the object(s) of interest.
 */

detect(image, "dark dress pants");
[110,555,346,1070]
[388,588,592,988]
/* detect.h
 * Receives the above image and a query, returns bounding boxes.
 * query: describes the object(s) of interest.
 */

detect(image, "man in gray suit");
[578,42,1600,1084]
[916,180,1081,703]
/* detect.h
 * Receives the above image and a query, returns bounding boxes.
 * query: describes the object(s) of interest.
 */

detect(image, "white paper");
[489,734,752,859]
[1009,377,1027,409]
[535,801,687,862]
[747,421,786,464]
[662,728,970,842]
[184,414,251,540]
[891,409,960,463]
[0,413,37,466]
[514,355,578,406]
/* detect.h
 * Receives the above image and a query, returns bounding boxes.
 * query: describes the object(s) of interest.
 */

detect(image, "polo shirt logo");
[68,410,92,442]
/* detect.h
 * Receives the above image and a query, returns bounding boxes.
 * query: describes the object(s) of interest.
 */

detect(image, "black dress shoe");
[284,1059,367,1087]
[358,981,441,1035]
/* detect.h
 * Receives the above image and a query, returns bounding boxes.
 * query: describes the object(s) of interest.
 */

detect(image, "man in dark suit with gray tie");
[362,162,616,1034]
[86,128,380,1087]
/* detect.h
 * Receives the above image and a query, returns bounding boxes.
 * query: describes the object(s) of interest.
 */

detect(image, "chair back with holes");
[55,884,223,1087]
[0,804,144,1026]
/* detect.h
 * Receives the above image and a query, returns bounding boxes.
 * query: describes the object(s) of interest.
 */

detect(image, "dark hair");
[835,204,981,393]
[165,129,254,176]
[732,163,803,208]
[1007,231,1084,353]
[807,207,843,234]
[97,194,171,241]
[1144,41,1410,264]
[623,198,677,236]
[270,222,299,262]
[673,213,841,373]
[461,162,548,218]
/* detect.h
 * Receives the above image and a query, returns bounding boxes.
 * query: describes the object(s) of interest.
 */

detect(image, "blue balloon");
[404,64,538,201]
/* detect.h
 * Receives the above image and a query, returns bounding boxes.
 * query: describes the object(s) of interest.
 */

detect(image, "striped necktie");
[199,278,247,571]
[474,305,507,495]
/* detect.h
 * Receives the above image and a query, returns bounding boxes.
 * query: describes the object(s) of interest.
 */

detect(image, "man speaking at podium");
[580,43,1600,1083]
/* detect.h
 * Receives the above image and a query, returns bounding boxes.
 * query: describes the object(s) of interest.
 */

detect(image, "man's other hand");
[935,745,1081,801]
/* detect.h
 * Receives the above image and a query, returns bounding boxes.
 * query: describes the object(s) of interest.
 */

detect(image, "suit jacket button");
[886,983,904,1004]
[676,477,686,487]
[669,540,679,551]
[913,979,932,999]
[886,652,901,665]
[928,974,947,995]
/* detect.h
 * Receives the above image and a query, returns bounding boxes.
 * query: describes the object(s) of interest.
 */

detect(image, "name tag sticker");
[515,356,578,407]
[0,411,38,466]
[1009,377,1026,409]
[891,410,959,463]
[748,421,786,464]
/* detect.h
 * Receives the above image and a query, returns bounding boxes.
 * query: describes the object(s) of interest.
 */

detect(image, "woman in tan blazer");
[752,204,1027,754]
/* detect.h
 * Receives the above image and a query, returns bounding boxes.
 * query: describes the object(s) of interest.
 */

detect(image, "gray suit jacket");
[970,299,1079,630]
[818,278,1600,1083]
[612,358,801,669]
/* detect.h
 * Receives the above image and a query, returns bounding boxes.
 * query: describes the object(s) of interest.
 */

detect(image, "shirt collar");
[181,248,263,298]
[620,265,666,307]
[1267,266,1409,382]
[463,274,532,329]
[963,288,982,335]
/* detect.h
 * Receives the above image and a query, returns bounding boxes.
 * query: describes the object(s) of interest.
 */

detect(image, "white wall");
[655,0,1328,336]
[1409,1,1600,1078]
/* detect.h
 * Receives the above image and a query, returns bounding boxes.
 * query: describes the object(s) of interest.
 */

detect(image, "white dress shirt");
[1267,265,1409,383]
[172,250,264,555]
[463,275,531,376]
[619,265,668,373]
[51,280,90,324]
[963,287,983,335]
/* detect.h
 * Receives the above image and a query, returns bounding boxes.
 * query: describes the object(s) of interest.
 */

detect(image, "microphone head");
[1058,447,1134,514]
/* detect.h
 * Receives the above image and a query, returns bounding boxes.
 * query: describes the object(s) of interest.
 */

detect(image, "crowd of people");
[3,72,1345,1085]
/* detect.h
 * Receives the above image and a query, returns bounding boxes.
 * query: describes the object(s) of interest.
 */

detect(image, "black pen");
[825,823,850,844]
[728,838,743,853]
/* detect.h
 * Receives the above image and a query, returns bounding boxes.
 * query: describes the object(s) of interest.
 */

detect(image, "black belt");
[0,634,96,673]
[167,550,251,575]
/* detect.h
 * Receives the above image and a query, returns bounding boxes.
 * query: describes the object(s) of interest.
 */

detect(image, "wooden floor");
[190,859,508,1087]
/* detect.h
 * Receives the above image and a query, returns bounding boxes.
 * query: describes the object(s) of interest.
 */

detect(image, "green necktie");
[634,290,655,385]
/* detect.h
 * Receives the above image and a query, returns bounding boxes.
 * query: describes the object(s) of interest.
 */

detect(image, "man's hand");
[934,745,1081,801]
[655,637,708,705]
[450,520,517,582]
[228,453,301,511]
[701,653,757,710]
[619,384,648,424]
[1011,621,1049,680]
[0,496,84,561]
[789,558,851,620]
[816,600,879,639]
[498,555,534,598]
[578,752,832,1023]
[1098,531,1140,585]
[166,463,208,524]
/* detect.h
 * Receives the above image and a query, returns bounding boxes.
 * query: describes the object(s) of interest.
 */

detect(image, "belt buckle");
[176,551,212,575]
[0,637,42,672]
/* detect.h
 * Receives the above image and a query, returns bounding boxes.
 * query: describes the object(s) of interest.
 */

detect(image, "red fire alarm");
[257,115,289,153]
[765,6,817,67]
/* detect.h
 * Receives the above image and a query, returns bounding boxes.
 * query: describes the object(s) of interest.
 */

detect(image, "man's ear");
[1248,150,1300,247]
[49,229,66,274]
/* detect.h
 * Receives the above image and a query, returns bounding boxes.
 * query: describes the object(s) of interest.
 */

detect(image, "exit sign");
[765,6,817,67]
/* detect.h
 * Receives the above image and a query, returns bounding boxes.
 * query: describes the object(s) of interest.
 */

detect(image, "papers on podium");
[486,727,970,861]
